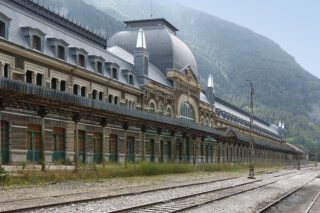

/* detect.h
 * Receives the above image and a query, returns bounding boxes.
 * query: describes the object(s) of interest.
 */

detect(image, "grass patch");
[0,161,284,188]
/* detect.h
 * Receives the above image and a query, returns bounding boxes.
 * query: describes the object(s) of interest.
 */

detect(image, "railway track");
[108,169,314,213]
[257,174,320,213]
[305,191,320,213]
[0,167,313,213]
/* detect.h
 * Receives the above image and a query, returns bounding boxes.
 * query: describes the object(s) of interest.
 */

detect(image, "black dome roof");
[108,19,199,80]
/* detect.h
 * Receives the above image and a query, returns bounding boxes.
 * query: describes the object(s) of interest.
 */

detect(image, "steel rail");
[0,175,244,213]
[305,191,320,213]
[256,176,318,213]
[0,168,311,213]
[109,169,313,213]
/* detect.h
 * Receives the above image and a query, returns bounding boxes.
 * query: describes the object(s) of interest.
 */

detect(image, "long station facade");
[0,0,302,167]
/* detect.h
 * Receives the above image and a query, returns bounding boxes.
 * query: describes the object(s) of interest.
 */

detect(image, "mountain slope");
[42,0,320,152]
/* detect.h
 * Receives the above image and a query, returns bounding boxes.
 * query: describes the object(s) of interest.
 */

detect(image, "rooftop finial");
[136,28,147,49]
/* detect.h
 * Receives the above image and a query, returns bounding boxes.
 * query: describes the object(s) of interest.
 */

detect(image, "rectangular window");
[60,80,66,92]
[99,92,103,101]
[26,70,33,84]
[3,64,9,78]
[73,84,78,95]
[112,68,118,79]
[97,61,103,74]
[81,86,86,97]
[129,75,134,85]
[57,45,65,60]
[32,35,42,51]
[92,89,97,100]
[0,21,5,38]
[36,73,43,86]
[51,78,57,89]
[78,54,85,68]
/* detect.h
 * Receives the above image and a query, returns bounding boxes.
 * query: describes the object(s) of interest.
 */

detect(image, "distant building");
[0,0,302,166]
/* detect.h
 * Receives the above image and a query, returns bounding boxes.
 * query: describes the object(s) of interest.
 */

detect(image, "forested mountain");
[40,0,320,152]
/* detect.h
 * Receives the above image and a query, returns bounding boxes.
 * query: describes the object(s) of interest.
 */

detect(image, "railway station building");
[0,0,303,167]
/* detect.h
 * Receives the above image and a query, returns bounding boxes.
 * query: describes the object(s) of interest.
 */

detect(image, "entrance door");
[160,140,164,162]
[186,138,190,162]
[78,130,85,162]
[126,136,134,162]
[149,139,154,162]
[109,134,118,162]
[52,127,65,162]
[178,142,183,162]
[206,145,209,163]
[167,141,171,161]
[93,132,102,163]
[1,121,9,164]
[27,124,41,162]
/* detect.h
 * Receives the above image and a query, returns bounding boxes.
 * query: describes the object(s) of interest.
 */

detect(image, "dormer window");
[89,55,105,74]
[0,21,5,38]
[105,62,120,79]
[70,47,88,68]
[97,61,103,74]
[32,35,41,51]
[57,45,66,60]
[48,38,69,60]
[128,74,134,85]
[0,12,11,39]
[21,27,46,52]
[78,54,85,68]
[112,68,118,79]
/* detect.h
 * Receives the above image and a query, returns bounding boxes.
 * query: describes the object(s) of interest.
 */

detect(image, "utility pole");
[247,80,255,179]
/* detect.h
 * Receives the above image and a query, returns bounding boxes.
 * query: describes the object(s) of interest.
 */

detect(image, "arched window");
[159,105,164,115]
[180,102,194,122]
[166,107,172,117]
[149,102,155,113]
[32,35,42,51]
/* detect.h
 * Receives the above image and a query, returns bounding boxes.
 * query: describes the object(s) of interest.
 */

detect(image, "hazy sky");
[171,0,320,79]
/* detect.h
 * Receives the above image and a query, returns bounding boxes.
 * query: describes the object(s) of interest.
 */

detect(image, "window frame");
[0,12,11,39]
